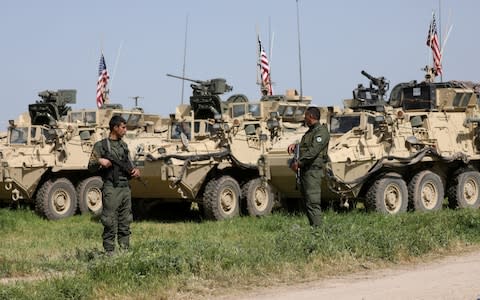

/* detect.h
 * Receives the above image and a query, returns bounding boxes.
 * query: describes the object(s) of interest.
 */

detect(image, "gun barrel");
[361,70,374,81]
[166,73,203,84]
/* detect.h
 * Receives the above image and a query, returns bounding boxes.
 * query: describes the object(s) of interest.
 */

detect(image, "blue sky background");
[1,0,477,128]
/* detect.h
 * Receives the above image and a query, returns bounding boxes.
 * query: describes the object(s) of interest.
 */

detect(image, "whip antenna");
[296,0,303,99]
[181,14,189,104]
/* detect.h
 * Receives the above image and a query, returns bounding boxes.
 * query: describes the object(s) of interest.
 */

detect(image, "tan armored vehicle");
[328,69,480,213]
[262,69,480,214]
[0,90,166,220]
[130,75,312,220]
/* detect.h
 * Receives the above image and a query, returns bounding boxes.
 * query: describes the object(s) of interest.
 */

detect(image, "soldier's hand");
[287,144,297,154]
[290,161,299,172]
[99,158,112,168]
[131,168,141,178]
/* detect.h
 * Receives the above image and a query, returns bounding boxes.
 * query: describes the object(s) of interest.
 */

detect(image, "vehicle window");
[127,114,141,126]
[294,107,305,116]
[194,121,201,133]
[330,116,361,134]
[70,112,82,122]
[85,112,96,124]
[171,122,191,140]
[10,127,28,144]
[283,106,294,117]
[232,104,246,118]
[248,104,261,117]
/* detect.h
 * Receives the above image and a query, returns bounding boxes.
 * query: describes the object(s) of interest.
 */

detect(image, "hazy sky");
[1,0,477,128]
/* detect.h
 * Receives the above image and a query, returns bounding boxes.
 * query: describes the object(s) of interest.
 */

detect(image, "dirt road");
[230,251,480,300]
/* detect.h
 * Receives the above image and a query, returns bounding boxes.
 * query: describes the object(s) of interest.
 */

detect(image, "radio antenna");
[181,14,189,104]
[296,0,303,99]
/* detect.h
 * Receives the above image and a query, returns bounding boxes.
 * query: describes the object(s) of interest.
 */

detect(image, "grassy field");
[1,207,480,299]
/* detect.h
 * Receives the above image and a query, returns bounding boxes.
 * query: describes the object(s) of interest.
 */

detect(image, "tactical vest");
[100,138,132,187]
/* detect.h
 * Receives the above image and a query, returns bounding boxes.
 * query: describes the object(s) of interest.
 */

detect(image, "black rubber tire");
[241,178,274,217]
[365,173,408,214]
[77,176,103,216]
[35,178,77,220]
[447,171,480,209]
[203,176,241,220]
[408,170,444,212]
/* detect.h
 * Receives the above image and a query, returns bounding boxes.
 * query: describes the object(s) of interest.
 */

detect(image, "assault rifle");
[102,152,147,187]
[288,143,301,189]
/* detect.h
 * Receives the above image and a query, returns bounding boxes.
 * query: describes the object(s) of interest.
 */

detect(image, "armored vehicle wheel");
[242,178,274,217]
[77,176,103,216]
[408,171,444,212]
[35,178,77,220]
[365,173,408,214]
[447,171,480,209]
[203,176,241,220]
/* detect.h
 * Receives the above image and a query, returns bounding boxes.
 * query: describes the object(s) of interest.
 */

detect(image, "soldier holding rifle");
[88,115,141,255]
[288,107,330,228]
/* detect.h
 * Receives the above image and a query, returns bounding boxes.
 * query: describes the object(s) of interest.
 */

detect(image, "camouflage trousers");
[101,182,133,252]
[300,169,323,227]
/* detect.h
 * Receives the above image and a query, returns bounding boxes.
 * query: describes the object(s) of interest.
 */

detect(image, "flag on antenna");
[426,13,442,76]
[96,53,110,108]
[258,38,273,96]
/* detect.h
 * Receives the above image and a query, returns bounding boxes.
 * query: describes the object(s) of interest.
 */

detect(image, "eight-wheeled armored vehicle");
[0,90,167,220]
[327,69,480,213]
[130,75,312,220]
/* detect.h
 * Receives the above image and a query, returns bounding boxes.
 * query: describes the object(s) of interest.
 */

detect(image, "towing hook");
[11,189,21,201]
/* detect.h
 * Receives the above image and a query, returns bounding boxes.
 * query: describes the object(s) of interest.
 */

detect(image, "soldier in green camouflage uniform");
[88,115,140,254]
[288,107,330,227]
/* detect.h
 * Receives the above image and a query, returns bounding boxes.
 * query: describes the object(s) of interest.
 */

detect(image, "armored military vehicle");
[130,75,312,220]
[0,90,167,220]
[327,69,480,213]
[261,68,480,214]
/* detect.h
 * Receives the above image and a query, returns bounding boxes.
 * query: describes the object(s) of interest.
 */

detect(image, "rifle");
[294,143,301,188]
[288,143,301,189]
[102,152,147,187]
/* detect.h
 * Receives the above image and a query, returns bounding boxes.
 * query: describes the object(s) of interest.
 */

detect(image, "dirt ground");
[223,250,480,300]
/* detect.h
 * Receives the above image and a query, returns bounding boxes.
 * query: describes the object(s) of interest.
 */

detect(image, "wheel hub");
[384,185,400,212]
[87,188,102,210]
[53,189,70,213]
[254,187,268,210]
[220,188,235,213]
[421,182,437,208]
[464,179,478,204]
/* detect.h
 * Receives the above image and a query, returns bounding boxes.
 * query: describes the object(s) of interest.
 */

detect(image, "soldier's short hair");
[109,115,127,131]
[306,107,320,120]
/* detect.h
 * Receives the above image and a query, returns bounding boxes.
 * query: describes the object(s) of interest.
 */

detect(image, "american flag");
[426,13,442,76]
[96,53,110,108]
[258,38,273,95]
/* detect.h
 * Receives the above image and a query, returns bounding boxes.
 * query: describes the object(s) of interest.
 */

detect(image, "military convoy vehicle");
[261,69,480,214]
[0,90,167,220]
[130,75,312,220]
[328,69,480,213]
[0,77,311,221]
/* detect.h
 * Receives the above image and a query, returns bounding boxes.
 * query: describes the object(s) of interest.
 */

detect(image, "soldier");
[288,107,330,227]
[88,115,140,255]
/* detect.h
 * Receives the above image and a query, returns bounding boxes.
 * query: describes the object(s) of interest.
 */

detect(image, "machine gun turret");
[167,74,233,119]
[29,89,76,126]
[167,74,233,96]
[348,71,390,112]
[360,70,389,99]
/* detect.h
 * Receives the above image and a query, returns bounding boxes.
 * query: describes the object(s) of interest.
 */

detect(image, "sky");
[1,0,478,128]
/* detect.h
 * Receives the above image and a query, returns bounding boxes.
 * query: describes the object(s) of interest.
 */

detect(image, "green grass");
[1,208,480,299]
